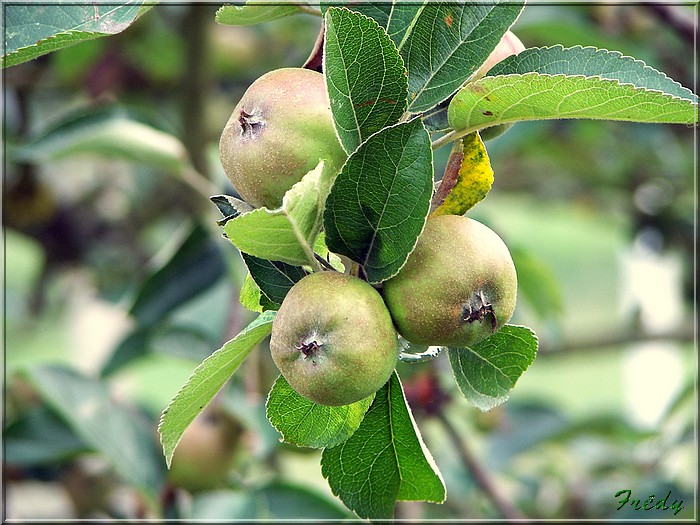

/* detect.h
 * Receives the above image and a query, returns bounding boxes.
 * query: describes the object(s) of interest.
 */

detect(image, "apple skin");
[475,30,526,79]
[219,67,347,209]
[270,271,399,406]
[167,406,242,492]
[382,215,517,348]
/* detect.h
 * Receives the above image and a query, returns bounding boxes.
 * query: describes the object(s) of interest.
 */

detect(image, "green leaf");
[210,194,255,226]
[224,161,335,268]
[447,325,538,411]
[15,105,189,172]
[488,45,698,102]
[2,3,150,69]
[215,3,302,26]
[314,232,345,272]
[27,365,164,498]
[399,1,524,112]
[159,311,276,467]
[100,325,153,377]
[324,7,408,153]
[266,375,374,449]
[321,1,425,49]
[241,253,307,305]
[129,222,226,326]
[422,99,451,132]
[449,46,699,133]
[321,372,445,519]
[239,273,281,313]
[323,118,433,283]
[5,405,88,466]
[239,273,265,313]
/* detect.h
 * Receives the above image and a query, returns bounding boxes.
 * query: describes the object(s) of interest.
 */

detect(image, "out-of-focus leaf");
[5,405,88,466]
[159,311,276,467]
[324,119,433,283]
[26,365,165,498]
[14,105,188,172]
[130,222,226,326]
[2,3,151,68]
[150,325,214,362]
[448,325,538,411]
[215,3,302,26]
[266,375,373,448]
[324,7,408,153]
[510,245,564,321]
[321,372,445,519]
[100,325,152,377]
[189,481,352,520]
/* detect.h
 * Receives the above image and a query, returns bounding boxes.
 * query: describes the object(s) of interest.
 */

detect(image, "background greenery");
[3,4,696,520]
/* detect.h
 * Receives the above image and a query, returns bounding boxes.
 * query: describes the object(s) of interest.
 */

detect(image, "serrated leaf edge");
[157,310,276,467]
[323,6,410,157]
[264,375,375,449]
[447,324,538,412]
[488,44,698,104]
[451,72,699,134]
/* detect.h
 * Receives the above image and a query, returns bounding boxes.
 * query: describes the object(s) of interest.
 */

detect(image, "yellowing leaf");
[430,132,493,218]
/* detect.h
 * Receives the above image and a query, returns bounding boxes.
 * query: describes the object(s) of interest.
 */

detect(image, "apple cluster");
[218,34,524,407]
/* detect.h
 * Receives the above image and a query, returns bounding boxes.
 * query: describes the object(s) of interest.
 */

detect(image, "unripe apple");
[270,271,399,406]
[475,30,526,80]
[219,67,347,209]
[382,215,517,348]
[167,406,242,492]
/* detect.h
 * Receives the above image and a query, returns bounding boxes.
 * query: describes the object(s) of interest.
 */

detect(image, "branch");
[298,4,323,17]
[537,324,695,356]
[437,411,525,520]
[644,4,695,45]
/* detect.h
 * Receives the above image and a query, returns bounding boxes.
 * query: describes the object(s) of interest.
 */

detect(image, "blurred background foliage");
[3,4,696,520]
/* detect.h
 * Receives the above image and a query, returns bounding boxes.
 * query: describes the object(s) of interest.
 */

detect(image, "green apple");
[219,67,347,209]
[270,271,399,406]
[382,215,517,348]
[167,406,242,492]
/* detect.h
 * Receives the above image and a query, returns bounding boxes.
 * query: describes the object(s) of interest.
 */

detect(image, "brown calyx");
[461,290,498,332]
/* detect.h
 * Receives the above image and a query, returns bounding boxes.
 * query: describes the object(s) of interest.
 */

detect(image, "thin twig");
[431,129,460,151]
[437,411,525,520]
[180,165,220,200]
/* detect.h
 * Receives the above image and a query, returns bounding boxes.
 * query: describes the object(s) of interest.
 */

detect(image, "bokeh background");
[3,4,696,520]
